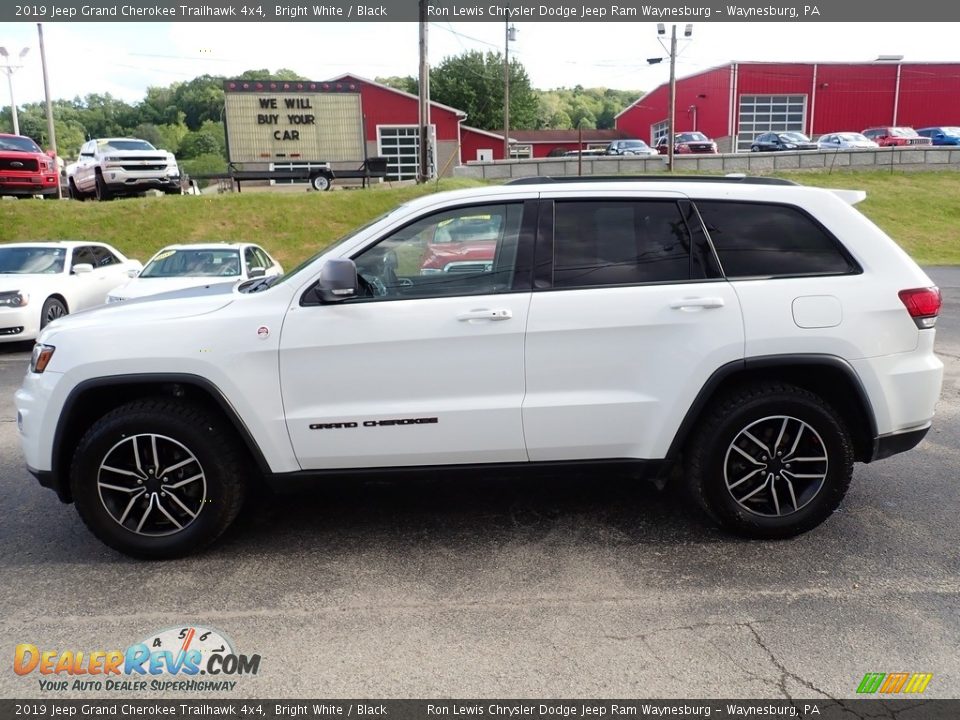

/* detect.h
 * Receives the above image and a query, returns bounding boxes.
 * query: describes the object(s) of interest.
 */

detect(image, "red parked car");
[861,127,932,147]
[0,134,59,199]
[418,214,499,275]
[656,132,719,155]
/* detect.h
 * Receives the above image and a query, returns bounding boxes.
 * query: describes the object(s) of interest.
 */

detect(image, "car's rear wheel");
[40,297,66,328]
[70,399,248,558]
[684,382,853,539]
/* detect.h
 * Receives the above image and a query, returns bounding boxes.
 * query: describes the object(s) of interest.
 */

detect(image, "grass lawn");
[1,172,958,265]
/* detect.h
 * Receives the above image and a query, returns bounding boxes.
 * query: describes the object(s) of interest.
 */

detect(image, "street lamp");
[0,46,30,136]
[503,22,517,160]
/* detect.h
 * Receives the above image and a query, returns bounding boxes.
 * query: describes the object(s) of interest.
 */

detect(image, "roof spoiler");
[827,188,867,205]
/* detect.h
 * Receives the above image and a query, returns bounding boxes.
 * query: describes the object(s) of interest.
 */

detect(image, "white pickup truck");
[67,137,181,201]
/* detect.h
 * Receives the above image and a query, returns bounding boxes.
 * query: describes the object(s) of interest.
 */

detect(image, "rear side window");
[695,201,858,278]
[552,200,699,288]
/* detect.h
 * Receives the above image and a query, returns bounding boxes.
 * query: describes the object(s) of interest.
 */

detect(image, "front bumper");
[27,465,71,503]
[0,305,40,342]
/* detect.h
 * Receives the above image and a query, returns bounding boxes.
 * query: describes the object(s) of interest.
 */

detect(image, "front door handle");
[669,297,725,310]
[457,308,513,321]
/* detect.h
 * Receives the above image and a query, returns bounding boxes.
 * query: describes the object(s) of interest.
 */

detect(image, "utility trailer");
[194,157,389,192]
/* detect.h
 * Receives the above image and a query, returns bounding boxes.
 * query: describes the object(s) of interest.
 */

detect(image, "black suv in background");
[751,132,818,152]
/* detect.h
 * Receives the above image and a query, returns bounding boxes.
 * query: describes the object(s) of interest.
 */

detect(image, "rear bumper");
[870,425,930,462]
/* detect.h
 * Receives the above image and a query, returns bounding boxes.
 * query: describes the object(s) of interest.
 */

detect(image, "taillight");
[899,287,942,329]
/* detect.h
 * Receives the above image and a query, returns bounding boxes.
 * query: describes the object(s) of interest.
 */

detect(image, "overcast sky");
[2,22,958,106]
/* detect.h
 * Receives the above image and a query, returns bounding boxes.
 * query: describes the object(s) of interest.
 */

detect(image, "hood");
[109,276,237,300]
[0,274,62,292]
[40,282,236,339]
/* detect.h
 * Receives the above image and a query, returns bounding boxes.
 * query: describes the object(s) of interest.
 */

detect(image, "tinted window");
[90,246,118,267]
[552,200,695,288]
[71,247,96,270]
[253,247,273,268]
[696,201,857,278]
[245,246,265,270]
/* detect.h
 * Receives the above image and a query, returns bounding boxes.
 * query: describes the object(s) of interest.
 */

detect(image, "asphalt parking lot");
[1,268,957,701]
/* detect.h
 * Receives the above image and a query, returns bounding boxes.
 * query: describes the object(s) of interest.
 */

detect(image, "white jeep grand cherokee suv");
[16,177,943,558]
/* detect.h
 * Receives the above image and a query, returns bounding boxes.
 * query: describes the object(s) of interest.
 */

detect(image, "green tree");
[430,50,538,131]
[376,75,418,94]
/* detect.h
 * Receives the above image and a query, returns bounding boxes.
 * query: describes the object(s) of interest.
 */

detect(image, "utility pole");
[0,45,30,136]
[655,23,691,173]
[503,22,517,160]
[667,25,677,172]
[37,23,61,198]
[417,2,431,183]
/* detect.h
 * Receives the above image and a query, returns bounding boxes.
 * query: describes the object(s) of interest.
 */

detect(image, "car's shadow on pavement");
[221,470,726,557]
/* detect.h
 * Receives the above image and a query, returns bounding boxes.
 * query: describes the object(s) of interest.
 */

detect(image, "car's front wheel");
[40,297,67,328]
[70,399,248,558]
[684,382,853,539]
[94,173,112,201]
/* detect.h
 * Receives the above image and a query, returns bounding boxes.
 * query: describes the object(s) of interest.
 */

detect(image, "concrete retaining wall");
[453,147,960,180]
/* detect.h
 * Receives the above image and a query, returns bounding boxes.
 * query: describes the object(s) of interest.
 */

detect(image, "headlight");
[784,144,797,149]
[30,343,55,374]
[420,268,442,275]
[106,295,125,304]
[105,156,120,162]
[0,291,28,307]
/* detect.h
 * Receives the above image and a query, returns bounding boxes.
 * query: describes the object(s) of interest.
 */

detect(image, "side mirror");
[316,259,358,302]
[248,267,266,278]
[73,263,93,274]
[126,267,140,278]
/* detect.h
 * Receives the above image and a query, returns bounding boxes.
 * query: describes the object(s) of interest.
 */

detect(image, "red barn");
[615,61,960,152]
[326,73,467,179]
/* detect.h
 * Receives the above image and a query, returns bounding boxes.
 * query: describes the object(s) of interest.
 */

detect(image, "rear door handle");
[669,296,725,310]
[457,308,513,321]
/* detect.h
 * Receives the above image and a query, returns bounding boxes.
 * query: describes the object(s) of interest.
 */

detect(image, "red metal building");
[615,61,960,152]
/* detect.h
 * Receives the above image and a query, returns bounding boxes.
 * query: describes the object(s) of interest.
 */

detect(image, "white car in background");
[817,132,880,150]
[107,243,283,303]
[0,241,142,342]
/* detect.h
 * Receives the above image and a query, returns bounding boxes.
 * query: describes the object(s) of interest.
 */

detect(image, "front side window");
[90,246,119,267]
[349,203,524,301]
[696,201,858,278]
[71,247,96,270]
[552,200,698,289]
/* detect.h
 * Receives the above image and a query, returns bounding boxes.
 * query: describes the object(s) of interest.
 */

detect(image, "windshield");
[0,247,65,274]
[678,132,708,142]
[0,136,43,153]
[890,128,919,137]
[840,133,868,141]
[779,132,810,142]
[141,249,241,278]
[98,139,157,152]
[622,140,650,148]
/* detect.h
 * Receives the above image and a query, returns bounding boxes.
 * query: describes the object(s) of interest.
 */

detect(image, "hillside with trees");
[0,56,639,175]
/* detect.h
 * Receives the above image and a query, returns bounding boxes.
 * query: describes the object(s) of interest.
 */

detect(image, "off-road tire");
[70,398,248,559]
[684,382,854,539]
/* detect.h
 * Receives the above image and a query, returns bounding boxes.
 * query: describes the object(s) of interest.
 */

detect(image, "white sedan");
[817,132,880,150]
[0,241,142,343]
[107,243,283,303]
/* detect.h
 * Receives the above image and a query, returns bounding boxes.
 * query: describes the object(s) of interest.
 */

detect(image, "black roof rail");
[503,175,798,186]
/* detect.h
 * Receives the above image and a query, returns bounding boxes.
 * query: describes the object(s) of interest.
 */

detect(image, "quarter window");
[695,201,858,278]
[349,203,524,301]
[552,200,699,289]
